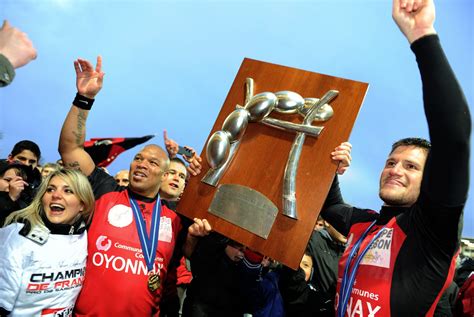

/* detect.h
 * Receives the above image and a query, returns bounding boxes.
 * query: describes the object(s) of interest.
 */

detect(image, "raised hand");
[392,0,436,43]
[182,146,202,176]
[331,142,352,175]
[0,20,37,69]
[261,256,272,267]
[163,130,179,158]
[7,176,27,201]
[188,218,212,238]
[74,56,104,99]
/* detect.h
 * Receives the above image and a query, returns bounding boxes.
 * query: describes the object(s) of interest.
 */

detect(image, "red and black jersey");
[326,202,461,316]
[74,168,182,317]
[322,34,470,316]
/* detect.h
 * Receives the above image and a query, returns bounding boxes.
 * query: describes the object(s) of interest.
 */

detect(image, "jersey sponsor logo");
[361,228,393,268]
[335,292,382,317]
[158,216,173,242]
[91,252,163,276]
[96,235,112,251]
[95,236,166,260]
[107,204,133,228]
[30,268,85,283]
[41,307,74,317]
[26,267,85,294]
[351,286,379,301]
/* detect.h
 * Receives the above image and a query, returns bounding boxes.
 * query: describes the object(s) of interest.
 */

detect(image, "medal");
[337,219,392,317]
[130,197,162,294]
[147,271,160,292]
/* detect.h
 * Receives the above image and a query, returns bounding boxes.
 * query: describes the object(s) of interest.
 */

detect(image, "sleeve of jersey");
[240,257,263,281]
[412,34,471,208]
[0,225,24,313]
[87,167,121,199]
[279,265,311,305]
[322,175,345,209]
[190,232,228,268]
[320,175,353,236]
[0,54,15,87]
[171,213,184,259]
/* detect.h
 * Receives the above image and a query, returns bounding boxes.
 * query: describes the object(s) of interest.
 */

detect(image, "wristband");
[72,93,94,110]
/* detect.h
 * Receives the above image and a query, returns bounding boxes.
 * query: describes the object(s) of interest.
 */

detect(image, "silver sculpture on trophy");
[202,77,338,220]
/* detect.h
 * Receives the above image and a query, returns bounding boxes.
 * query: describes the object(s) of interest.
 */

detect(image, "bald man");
[59,56,210,317]
[114,169,130,187]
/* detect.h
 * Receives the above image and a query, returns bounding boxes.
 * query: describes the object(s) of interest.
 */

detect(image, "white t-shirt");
[0,223,87,317]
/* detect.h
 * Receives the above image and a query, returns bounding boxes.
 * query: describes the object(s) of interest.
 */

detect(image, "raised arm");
[58,56,105,176]
[0,20,37,69]
[319,142,358,235]
[163,129,179,158]
[163,130,203,176]
[0,20,37,87]
[183,218,212,258]
[394,0,471,206]
[392,0,436,44]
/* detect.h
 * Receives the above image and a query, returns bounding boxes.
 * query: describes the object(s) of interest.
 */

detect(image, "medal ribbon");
[337,220,386,317]
[130,197,161,272]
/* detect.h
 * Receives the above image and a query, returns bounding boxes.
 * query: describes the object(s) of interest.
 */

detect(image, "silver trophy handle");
[245,78,254,105]
[261,117,323,137]
[282,132,306,218]
[282,90,339,219]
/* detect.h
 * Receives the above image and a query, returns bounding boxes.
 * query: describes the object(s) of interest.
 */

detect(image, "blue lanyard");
[337,220,385,317]
[129,197,162,272]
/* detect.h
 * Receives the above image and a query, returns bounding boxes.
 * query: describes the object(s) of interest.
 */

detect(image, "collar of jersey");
[378,205,411,225]
[40,213,86,235]
[127,188,158,203]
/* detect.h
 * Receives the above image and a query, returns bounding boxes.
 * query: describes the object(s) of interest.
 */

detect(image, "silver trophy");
[202,77,338,220]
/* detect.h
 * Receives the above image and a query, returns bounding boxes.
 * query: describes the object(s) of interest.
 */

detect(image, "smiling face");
[129,145,169,198]
[42,176,84,225]
[379,145,427,207]
[160,161,187,201]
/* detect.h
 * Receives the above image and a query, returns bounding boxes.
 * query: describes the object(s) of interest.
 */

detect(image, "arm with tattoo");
[58,56,104,177]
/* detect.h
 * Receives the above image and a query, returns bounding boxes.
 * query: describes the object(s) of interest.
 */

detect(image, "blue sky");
[1,0,473,236]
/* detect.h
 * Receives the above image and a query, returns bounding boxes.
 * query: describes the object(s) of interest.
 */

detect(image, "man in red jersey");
[59,56,210,316]
[321,0,471,316]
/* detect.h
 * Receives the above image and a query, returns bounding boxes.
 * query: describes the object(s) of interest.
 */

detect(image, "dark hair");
[0,160,29,179]
[0,165,28,180]
[390,137,431,154]
[227,239,244,249]
[170,157,187,167]
[10,140,41,160]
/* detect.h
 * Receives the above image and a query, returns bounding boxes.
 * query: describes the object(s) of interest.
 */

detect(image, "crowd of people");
[0,0,472,316]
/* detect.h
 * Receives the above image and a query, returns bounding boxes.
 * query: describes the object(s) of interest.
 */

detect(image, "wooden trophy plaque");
[177,58,368,269]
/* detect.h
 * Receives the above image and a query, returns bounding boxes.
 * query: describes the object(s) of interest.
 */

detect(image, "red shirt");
[74,168,181,316]
[177,256,192,286]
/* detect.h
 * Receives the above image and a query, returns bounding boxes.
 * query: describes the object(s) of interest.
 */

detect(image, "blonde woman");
[0,169,94,316]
